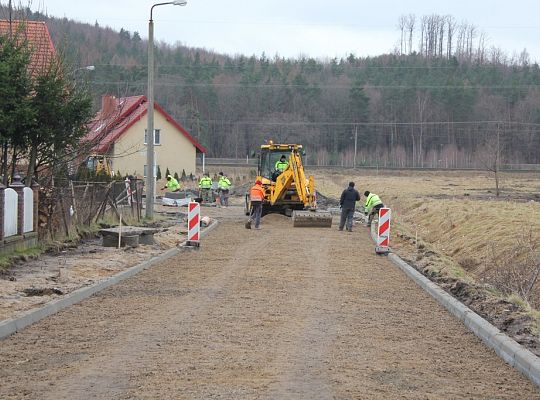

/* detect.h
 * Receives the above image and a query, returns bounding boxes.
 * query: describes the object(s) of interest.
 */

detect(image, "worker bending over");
[247,180,265,230]
[364,191,384,227]
[339,181,360,232]
[218,172,232,207]
[162,174,181,192]
[198,173,213,203]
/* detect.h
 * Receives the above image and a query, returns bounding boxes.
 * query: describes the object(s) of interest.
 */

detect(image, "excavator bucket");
[292,210,333,228]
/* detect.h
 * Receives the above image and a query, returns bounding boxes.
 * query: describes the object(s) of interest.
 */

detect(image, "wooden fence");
[0,176,144,253]
[38,178,144,241]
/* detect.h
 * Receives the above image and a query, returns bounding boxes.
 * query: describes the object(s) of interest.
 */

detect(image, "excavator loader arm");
[270,167,294,205]
[270,149,332,227]
[269,150,313,207]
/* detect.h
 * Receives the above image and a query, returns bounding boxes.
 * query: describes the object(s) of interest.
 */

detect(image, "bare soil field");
[1,206,539,399]
[314,169,540,352]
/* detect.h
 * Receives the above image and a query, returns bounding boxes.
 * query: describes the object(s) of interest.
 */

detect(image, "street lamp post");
[70,65,95,76]
[146,1,187,219]
[77,65,95,72]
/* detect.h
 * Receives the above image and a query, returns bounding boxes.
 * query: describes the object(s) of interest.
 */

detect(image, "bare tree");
[478,125,503,196]
[398,15,406,55]
[467,24,476,61]
[476,32,487,63]
[456,22,467,60]
[489,46,506,64]
[438,15,446,57]
[519,48,530,66]
[446,16,456,58]
[415,92,430,167]
[406,14,416,54]
[419,15,427,55]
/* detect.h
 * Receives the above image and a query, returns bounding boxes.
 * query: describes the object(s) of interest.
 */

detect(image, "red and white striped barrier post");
[375,207,391,254]
[187,201,200,247]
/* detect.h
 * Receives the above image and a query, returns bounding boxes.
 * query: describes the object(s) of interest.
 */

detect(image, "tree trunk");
[495,168,500,197]
[1,142,8,185]
[26,142,38,187]
[10,149,17,180]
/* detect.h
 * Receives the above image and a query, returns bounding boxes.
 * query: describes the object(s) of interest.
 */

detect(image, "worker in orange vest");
[246,179,265,229]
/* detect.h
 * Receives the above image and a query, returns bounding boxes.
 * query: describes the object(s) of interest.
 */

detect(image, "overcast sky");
[29,0,540,62]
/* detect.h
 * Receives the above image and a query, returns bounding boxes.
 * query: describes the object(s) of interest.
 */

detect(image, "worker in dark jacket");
[339,181,361,232]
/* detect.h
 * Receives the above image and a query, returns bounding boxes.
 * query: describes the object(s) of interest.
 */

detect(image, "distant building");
[0,20,56,75]
[85,95,206,178]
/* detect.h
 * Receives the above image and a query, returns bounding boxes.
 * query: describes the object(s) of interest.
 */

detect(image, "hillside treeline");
[5,6,540,168]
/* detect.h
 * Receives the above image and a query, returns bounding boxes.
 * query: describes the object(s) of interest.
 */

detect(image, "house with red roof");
[86,95,206,178]
[0,20,56,75]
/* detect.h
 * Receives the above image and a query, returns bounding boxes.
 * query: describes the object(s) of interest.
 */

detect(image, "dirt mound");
[261,213,292,225]
[316,191,339,208]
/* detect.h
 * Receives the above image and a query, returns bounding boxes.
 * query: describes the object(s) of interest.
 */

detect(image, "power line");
[176,120,540,127]
[90,80,540,90]
[93,63,532,70]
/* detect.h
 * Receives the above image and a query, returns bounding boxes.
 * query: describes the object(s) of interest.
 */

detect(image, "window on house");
[144,129,161,145]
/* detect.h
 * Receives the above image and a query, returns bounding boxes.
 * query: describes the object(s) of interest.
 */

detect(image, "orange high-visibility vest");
[250,184,265,201]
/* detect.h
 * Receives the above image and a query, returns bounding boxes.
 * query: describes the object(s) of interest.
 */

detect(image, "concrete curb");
[0,219,220,341]
[368,224,540,387]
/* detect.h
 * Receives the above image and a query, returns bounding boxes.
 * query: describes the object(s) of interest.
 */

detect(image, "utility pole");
[495,123,501,197]
[8,0,12,38]
[146,13,155,219]
[353,125,358,168]
[145,1,187,219]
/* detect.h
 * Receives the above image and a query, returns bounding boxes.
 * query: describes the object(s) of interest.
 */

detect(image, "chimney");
[101,95,117,118]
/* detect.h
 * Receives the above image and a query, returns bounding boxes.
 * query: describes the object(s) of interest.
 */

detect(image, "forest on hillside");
[3,6,540,168]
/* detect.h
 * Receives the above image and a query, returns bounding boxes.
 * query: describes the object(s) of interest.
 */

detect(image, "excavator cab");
[258,149,290,181]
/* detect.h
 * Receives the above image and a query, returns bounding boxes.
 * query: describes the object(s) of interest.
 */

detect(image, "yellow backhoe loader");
[86,154,112,176]
[245,141,332,227]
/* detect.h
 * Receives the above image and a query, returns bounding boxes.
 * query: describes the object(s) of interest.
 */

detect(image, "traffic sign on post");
[375,207,391,254]
[187,201,200,247]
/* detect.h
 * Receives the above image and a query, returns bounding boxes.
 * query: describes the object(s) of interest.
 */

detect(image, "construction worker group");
[161,171,233,207]
[339,182,384,232]
[161,166,383,232]
[197,171,232,206]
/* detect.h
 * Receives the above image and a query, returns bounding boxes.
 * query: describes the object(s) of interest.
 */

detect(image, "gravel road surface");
[1,206,538,399]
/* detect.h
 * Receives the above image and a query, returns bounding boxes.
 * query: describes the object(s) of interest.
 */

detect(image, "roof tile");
[85,95,206,154]
[0,20,56,74]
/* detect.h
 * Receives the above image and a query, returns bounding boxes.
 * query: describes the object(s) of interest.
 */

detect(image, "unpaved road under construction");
[1,207,539,399]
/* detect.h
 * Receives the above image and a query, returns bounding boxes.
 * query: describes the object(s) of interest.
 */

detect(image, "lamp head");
[172,1,187,5]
